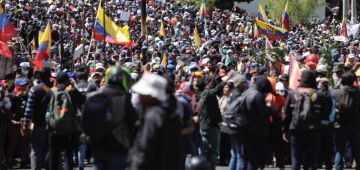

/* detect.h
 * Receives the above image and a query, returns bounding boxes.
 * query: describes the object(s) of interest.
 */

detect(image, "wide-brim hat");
[132,73,167,102]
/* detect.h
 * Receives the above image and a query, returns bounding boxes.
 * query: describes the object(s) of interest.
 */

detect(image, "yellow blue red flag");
[33,23,51,69]
[0,6,16,42]
[255,18,288,40]
[281,0,290,31]
[93,1,132,46]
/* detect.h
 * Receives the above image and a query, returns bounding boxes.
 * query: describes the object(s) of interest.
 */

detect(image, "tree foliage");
[262,0,320,24]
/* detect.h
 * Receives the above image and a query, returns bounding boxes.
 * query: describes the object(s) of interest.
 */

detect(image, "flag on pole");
[0,6,16,42]
[281,0,290,31]
[33,23,51,69]
[265,37,273,50]
[340,18,348,38]
[254,23,259,38]
[347,23,360,38]
[194,26,201,49]
[257,4,269,23]
[289,52,301,89]
[159,21,165,37]
[161,52,167,68]
[93,1,132,46]
[255,18,288,40]
[199,0,207,19]
[31,31,44,51]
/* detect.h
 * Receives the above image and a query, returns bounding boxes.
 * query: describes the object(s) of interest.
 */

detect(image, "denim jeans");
[92,149,127,170]
[334,128,360,170]
[229,134,246,170]
[290,130,320,170]
[77,144,87,168]
[200,127,220,170]
[30,126,48,170]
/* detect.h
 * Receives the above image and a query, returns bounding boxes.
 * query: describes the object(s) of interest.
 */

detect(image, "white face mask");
[275,82,286,96]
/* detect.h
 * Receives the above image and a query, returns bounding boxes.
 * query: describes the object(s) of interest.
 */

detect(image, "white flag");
[347,24,360,38]
[73,44,84,61]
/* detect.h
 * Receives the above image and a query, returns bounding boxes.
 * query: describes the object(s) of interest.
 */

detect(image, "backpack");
[47,90,75,134]
[82,91,130,149]
[291,90,318,130]
[220,95,249,135]
[335,89,360,125]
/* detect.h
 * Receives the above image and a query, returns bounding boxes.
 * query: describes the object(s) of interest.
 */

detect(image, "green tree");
[262,0,320,24]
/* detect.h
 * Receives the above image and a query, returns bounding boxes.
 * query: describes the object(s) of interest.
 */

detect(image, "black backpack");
[82,91,131,149]
[291,90,319,131]
[335,89,360,125]
[220,95,249,135]
[47,90,76,134]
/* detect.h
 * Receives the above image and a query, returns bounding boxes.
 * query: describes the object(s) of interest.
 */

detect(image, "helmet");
[106,66,131,91]
[189,156,210,170]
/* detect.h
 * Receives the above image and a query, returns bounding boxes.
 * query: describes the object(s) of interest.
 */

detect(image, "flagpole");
[86,33,94,63]
[103,0,106,54]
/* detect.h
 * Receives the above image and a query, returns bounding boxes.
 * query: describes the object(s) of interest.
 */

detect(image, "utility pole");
[140,0,147,65]
[343,0,351,20]
[351,0,357,23]
[59,22,64,70]
[141,0,147,36]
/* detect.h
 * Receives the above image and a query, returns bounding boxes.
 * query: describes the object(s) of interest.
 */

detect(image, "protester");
[23,68,52,170]
[283,70,331,170]
[6,78,30,169]
[0,80,11,169]
[128,73,182,170]
[82,66,137,170]
[0,0,359,169]
[331,72,360,170]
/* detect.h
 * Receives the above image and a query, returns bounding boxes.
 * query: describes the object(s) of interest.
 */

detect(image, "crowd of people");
[0,0,360,170]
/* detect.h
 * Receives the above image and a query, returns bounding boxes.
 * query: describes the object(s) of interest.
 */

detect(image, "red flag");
[0,41,12,58]
[289,52,301,89]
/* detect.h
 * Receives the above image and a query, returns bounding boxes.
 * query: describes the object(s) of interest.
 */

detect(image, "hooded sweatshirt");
[240,77,272,135]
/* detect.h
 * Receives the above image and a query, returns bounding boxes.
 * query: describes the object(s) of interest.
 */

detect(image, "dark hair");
[225,81,234,89]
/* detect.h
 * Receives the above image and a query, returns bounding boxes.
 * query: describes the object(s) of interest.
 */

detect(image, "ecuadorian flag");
[340,18,348,38]
[255,18,288,40]
[33,23,51,69]
[257,4,269,23]
[281,0,290,31]
[0,6,16,42]
[93,1,132,46]
[199,0,207,19]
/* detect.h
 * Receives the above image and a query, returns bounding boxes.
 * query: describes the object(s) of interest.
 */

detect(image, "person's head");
[14,78,29,94]
[38,68,51,86]
[255,76,272,94]
[341,71,356,87]
[106,66,131,91]
[56,71,70,90]
[132,73,168,107]
[332,62,344,78]
[223,81,234,96]
[317,77,329,90]
[231,73,246,92]
[299,70,317,89]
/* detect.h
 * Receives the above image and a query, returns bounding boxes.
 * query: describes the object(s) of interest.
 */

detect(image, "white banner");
[347,24,360,38]
[73,44,84,61]
[119,11,131,21]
